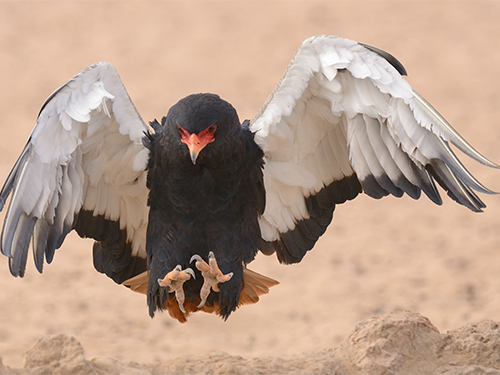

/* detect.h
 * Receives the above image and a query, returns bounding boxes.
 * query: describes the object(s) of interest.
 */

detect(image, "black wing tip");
[93,241,148,285]
[359,42,408,76]
[76,210,148,284]
[425,162,486,213]
[260,175,362,264]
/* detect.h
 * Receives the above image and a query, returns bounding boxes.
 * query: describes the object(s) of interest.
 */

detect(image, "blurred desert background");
[0,1,500,374]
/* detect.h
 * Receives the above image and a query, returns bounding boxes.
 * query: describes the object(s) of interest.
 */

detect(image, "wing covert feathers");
[0,37,498,317]
[251,35,497,264]
[0,62,150,281]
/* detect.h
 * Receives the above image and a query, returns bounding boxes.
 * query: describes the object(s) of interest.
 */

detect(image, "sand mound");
[1,311,499,375]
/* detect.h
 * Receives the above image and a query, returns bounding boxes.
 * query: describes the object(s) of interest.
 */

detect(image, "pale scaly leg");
[190,252,233,308]
[157,265,195,313]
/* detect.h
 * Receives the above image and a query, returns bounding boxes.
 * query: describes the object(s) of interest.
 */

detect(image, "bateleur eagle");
[0,35,497,322]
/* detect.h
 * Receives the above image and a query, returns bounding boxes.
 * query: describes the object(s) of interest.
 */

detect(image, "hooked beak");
[184,133,204,165]
[178,126,215,165]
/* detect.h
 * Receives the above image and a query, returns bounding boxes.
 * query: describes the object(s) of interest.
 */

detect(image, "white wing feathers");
[252,35,497,263]
[0,62,150,280]
[0,36,496,277]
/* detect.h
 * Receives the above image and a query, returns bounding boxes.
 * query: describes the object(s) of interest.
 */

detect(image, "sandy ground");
[0,1,500,374]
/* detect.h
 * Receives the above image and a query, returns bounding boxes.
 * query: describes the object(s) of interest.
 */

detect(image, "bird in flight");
[0,35,497,322]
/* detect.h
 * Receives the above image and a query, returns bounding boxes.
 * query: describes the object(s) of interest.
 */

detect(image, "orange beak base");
[178,126,215,165]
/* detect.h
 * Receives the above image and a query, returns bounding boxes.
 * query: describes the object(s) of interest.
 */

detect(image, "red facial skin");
[178,124,217,164]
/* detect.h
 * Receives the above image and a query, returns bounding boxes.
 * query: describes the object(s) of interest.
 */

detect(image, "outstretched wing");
[0,62,150,283]
[251,35,498,264]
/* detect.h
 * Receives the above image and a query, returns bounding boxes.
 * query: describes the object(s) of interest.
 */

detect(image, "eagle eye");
[207,124,217,134]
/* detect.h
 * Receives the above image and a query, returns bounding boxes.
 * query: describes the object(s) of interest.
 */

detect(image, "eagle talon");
[190,252,234,308]
[157,265,195,314]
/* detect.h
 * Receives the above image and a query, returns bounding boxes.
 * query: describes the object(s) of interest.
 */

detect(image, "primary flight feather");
[0,35,497,322]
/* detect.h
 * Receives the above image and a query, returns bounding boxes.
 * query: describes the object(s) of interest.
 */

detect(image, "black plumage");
[0,36,497,323]
[144,94,266,319]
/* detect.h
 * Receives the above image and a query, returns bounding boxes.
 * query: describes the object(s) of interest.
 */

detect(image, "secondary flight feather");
[0,35,497,322]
